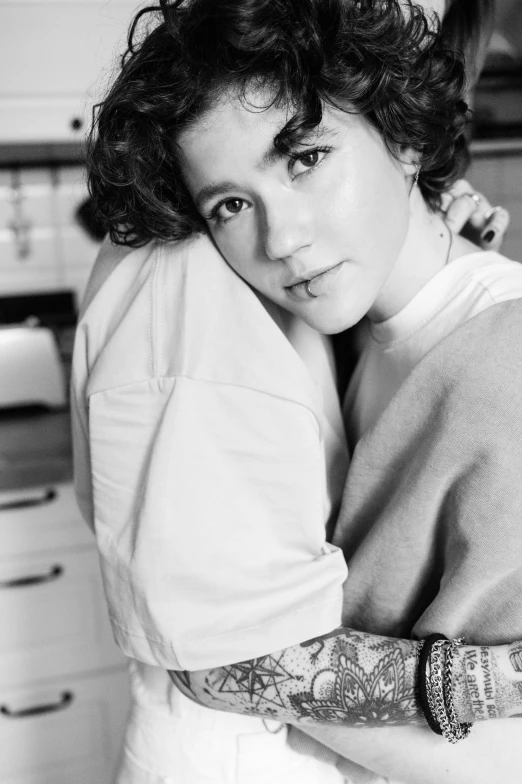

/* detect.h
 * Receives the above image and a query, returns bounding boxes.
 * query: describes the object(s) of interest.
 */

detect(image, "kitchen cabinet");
[0,480,130,783]
[0,1,142,144]
[0,669,129,784]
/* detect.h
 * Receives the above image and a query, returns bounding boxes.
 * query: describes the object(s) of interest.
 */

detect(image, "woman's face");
[178,91,414,333]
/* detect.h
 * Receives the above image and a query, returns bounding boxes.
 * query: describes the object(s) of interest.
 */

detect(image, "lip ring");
[304,279,318,299]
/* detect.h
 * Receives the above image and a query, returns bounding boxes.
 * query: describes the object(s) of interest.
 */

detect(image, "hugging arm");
[291,306,522,782]
[169,629,522,728]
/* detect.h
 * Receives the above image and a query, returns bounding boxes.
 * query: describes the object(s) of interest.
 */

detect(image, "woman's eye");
[290,148,328,177]
[300,151,320,168]
[216,198,246,219]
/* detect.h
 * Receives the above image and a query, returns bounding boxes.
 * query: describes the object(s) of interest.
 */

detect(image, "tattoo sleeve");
[170,628,423,728]
[169,630,522,729]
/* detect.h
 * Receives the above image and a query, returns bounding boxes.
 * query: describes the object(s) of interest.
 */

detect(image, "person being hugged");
[74,0,522,782]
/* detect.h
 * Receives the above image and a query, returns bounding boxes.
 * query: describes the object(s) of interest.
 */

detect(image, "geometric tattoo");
[204,631,421,727]
[217,654,293,708]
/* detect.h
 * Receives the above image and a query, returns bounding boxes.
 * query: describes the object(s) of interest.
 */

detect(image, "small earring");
[413,167,420,186]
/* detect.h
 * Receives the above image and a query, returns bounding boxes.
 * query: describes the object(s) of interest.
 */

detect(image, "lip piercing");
[305,280,318,298]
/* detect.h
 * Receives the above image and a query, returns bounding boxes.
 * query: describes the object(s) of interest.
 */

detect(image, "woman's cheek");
[214,233,258,289]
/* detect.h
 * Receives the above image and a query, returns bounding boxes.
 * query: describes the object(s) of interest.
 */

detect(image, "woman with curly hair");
[72,1,522,782]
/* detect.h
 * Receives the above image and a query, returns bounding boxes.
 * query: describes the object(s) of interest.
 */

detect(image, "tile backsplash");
[0,164,100,305]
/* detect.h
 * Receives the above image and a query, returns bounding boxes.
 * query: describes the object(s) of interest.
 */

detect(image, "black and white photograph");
[1,1,522,782]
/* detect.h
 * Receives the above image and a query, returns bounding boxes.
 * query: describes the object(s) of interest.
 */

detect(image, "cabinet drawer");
[0,548,125,687]
[0,483,93,558]
[0,668,130,784]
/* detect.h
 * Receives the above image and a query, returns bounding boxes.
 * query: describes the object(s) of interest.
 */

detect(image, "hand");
[441,179,510,252]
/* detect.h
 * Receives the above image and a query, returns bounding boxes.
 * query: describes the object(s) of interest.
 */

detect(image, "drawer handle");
[0,564,63,589]
[0,488,57,512]
[1,691,73,719]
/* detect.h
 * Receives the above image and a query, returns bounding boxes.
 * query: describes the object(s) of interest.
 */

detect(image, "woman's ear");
[397,146,420,179]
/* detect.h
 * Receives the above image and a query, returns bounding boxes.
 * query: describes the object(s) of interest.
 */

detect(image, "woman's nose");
[263,196,314,262]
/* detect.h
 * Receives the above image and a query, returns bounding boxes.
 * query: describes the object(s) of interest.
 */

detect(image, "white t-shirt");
[344,251,522,448]
[71,234,349,671]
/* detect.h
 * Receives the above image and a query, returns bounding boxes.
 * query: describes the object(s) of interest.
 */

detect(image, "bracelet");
[417,634,473,744]
[417,633,446,735]
[430,639,453,739]
[442,638,473,743]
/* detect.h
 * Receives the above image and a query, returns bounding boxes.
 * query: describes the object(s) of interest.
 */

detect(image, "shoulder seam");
[472,277,519,307]
[87,374,321,424]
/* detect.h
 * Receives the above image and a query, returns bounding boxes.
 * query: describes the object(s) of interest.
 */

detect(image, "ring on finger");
[465,193,481,206]
[484,205,503,222]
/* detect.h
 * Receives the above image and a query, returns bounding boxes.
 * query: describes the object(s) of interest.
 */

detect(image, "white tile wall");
[0,165,100,302]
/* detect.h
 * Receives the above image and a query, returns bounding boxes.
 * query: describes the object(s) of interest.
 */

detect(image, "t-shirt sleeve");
[88,376,347,670]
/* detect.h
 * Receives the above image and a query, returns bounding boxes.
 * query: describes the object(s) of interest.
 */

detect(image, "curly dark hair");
[88,0,470,247]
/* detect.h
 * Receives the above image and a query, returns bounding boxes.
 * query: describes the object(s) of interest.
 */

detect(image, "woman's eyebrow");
[194,141,283,208]
[256,142,286,171]
[194,128,333,209]
[194,181,240,210]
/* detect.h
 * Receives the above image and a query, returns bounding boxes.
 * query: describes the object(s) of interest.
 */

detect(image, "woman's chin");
[301,309,362,335]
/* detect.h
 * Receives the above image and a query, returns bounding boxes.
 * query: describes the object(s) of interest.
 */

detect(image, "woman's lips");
[289,261,345,300]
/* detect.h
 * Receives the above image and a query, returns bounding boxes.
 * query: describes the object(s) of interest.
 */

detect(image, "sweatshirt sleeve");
[290,303,522,784]
[333,298,522,644]
[411,300,522,643]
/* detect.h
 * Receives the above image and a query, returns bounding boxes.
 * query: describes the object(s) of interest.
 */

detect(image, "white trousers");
[114,661,347,784]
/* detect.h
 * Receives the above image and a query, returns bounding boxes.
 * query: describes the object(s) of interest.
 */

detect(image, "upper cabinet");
[0,1,142,144]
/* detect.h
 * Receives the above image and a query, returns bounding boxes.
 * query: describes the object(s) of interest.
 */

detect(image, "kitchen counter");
[0,408,72,492]
[471,137,522,157]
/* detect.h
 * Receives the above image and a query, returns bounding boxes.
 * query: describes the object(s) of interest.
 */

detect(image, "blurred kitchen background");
[0,1,521,783]
[0,4,140,784]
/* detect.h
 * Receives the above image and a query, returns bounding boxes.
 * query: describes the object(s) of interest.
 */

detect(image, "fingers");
[442,179,510,251]
[481,206,510,252]
[443,193,480,235]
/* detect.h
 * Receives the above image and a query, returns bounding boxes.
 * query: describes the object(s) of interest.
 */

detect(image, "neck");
[368,186,470,323]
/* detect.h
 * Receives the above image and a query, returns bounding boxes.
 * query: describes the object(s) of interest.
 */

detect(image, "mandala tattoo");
[217,654,293,709]
[509,642,522,673]
[292,649,417,725]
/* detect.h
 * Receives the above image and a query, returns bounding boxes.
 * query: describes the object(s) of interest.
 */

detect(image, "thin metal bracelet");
[430,639,472,743]
[429,640,454,740]
[443,639,472,741]
[425,655,440,734]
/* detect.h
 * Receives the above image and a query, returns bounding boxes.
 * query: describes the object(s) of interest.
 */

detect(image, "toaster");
[0,325,67,409]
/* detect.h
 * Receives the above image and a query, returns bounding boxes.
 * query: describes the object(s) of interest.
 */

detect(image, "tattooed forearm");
[171,628,424,728]
[453,642,522,723]
[169,631,522,729]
